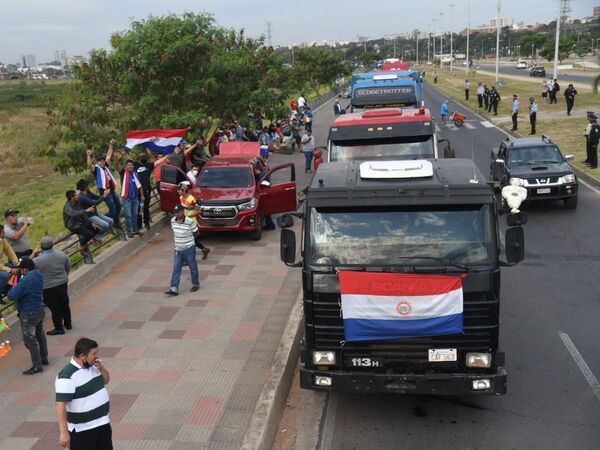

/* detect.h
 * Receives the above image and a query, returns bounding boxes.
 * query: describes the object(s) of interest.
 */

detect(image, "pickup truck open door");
[258,163,297,215]
[159,164,194,213]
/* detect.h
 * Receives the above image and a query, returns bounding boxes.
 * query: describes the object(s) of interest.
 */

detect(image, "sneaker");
[191,285,200,292]
[127,232,136,238]
[46,329,65,336]
[164,290,178,296]
[201,247,211,260]
[22,367,43,375]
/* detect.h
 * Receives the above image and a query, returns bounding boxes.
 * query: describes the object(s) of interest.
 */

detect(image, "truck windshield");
[508,145,563,165]
[330,136,434,162]
[309,206,494,266]
[199,168,253,188]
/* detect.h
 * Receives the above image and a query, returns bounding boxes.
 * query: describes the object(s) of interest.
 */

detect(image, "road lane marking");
[464,122,476,130]
[318,393,338,450]
[480,121,495,128]
[559,332,600,402]
[435,125,441,133]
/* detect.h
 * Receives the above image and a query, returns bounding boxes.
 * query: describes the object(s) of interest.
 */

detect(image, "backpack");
[554,82,560,92]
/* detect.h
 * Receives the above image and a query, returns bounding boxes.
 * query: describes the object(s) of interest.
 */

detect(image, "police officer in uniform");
[489,87,501,116]
[584,111,595,165]
[528,97,538,135]
[587,114,600,169]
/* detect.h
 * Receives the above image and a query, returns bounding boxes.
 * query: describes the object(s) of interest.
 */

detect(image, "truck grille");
[310,291,498,372]
[201,206,237,218]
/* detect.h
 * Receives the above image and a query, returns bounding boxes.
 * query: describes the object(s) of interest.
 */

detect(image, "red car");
[159,142,297,240]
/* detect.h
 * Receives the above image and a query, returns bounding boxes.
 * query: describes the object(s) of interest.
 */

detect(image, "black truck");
[279,158,525,396]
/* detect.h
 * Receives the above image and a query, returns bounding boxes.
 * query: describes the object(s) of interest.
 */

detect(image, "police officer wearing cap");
[587,114,600,169]
[528,97,538,135]
[584,112,596,166]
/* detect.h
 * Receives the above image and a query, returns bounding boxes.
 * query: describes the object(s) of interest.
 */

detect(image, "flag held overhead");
[125,128,189,154]
[339,271,464,342]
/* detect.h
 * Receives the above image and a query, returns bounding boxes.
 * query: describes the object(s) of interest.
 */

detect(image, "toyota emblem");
[214,208,223,215]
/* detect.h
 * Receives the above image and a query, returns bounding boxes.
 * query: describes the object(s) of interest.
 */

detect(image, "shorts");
[260,147,269,158]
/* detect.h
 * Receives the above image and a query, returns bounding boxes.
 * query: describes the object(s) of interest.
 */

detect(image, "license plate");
[428,348,457,362]
[347,357,384,368]
[537,188,551,194]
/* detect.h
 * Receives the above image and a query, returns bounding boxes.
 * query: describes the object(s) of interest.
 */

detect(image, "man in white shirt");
[297,94,307,111]
[165,204,200,296]
[476,82,484,108]
[300,129,315,173]
[511,95,520,131]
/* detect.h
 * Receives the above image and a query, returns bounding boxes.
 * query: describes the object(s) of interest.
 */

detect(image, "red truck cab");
[159,142,297,240]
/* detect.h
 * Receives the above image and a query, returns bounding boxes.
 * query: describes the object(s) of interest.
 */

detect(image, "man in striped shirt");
[55,337,112,449]
[165,203,200,296]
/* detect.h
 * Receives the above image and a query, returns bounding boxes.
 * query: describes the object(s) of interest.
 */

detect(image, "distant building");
[594,6,600,19]
[21,54,27,68]
[25,54,37,68]
[460,27,496,36]
[489,16,513,27]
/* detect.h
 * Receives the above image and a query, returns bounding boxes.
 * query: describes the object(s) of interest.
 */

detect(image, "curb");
[241,296,303,450]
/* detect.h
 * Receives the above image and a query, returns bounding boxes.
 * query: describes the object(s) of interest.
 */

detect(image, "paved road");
[280,85,600,450]
[478,63,597,84]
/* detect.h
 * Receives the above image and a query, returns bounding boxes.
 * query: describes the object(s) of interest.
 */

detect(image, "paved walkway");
[0,146,314,450]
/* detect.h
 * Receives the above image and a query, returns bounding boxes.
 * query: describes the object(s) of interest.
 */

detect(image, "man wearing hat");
[4,209,33,258]
[166,204,200,296]
[528,97,538,135]
[32,236,72,335]
[584,112,597,166]
[7,257,49,374]
[586,113,600,169]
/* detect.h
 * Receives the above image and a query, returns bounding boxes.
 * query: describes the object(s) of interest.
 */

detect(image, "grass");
[0,79,68,110]
[428,68,599,118]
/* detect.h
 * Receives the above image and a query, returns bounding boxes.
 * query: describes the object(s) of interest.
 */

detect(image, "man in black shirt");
[134,152,155,230]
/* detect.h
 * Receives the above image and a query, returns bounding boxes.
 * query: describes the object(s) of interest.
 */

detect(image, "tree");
[289,47,349,97]
[539,35,573,62]
[46,12,292,173]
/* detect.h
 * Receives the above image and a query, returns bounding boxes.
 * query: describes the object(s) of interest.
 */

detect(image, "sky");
[0,0,595,63]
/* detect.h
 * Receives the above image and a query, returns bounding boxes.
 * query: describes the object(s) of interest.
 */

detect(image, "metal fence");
[0,188,163,316]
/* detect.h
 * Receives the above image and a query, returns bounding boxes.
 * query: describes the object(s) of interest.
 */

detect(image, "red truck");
[159,142,297,240]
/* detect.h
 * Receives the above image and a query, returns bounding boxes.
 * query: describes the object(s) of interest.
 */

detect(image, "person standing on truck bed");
[86,140,122,231]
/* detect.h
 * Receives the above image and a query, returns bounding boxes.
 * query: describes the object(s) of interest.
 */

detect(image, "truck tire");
[249,217,263,240]
[564,196,578,209]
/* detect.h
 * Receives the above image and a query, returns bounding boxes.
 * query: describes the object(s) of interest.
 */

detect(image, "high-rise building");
[25,54,37,68]
[594,6,600,19]
[21,54,27,68]
[53,50,60,63]
[489,16,513,27]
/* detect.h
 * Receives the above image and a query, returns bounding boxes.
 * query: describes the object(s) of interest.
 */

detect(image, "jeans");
[20,311,48,369]
[170,246,199,293]
[511,113,518,130]
[304,151,313,172]
[43,283,72,330]
[89,213,114,237]
[122,197,140,233]
[0,271,10,295]
[137,186,152,229]
[100,189,121,227]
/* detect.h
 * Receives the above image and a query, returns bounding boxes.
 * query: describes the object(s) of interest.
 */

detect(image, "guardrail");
[0,187,163,316]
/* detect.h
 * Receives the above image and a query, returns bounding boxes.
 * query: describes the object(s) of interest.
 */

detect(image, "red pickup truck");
[159,142,297,240]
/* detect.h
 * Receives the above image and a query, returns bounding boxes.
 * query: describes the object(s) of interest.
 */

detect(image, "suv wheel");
[564,196,578,209]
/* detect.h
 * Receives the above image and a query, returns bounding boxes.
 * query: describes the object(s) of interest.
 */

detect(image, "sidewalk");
[0,148,313,450]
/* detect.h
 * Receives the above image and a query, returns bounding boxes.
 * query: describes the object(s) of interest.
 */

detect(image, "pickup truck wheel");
[564,196,578,209]
[249,216,263,241]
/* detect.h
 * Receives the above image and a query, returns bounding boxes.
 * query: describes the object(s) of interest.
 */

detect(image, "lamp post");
[494,0,501,83]
[552,0,560,79]
[449,4,455,72]
[432,19,437,61]
[439,12,445,64]
[416,31,419,66]
[465,0,471,74]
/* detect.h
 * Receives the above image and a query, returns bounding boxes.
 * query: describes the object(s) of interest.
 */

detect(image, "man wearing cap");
[4,209,33,258]
[177,182,210,259]
[166,204,200,296]
[32,237,72,335]
[564,84,577,116]
[528,97,538,135]
[584,112,596,165]
[0,226,19,297]
[511,95,520,131]
[7,257,49,374]
[86,140,122,229]
[587,114,600,169]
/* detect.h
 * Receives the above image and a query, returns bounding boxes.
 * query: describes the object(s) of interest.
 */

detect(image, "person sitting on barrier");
[0,227,19,298]
[86,141,122,230]
[4,208,33,258]
[76,179,114,238]
[63,190,100,255]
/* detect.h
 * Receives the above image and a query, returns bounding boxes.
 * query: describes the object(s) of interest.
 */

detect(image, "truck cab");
[327,108,453,162]
[279,159,526,396]
[350,71,422,112]
[159,142,297,240]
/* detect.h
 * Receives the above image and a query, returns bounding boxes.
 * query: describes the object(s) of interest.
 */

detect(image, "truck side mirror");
[444,145,455,159]
[505,226,525,264]
[280,229,301,267]
[260,180,271,188]
[277,214,294,228]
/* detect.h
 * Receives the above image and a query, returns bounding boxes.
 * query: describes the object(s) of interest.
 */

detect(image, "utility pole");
[449,4,455,72]
[466,0,470,74]
[432,19,436,60]
[416,31,419,65]
[440,12,445,64]
[266,21,272,47]
[495,0,501,83]
[553,0,561,79]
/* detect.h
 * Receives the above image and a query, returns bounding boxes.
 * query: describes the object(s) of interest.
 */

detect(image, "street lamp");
[465,0,471,74]
[449,4,455,72]
[439,12,445,64]
[494,0,501,83]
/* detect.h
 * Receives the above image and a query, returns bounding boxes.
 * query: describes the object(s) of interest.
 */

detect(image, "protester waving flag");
[125,128,188,154]
[339,271,464,342]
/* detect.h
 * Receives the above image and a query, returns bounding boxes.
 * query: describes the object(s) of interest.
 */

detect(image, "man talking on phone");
[55,337,112,449]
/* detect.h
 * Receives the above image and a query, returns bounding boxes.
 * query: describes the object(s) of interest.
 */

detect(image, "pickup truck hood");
[508,162,571,177]
[196,186,255,204]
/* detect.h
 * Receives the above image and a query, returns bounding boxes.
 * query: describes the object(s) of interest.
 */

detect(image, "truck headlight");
[238,198,257,211]
[466,352,492,368]
[560,174,576,184]
[313,351,336,365]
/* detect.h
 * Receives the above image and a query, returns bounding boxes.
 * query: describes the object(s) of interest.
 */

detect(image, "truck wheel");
[249,216,263,240]
[564,196,578,209]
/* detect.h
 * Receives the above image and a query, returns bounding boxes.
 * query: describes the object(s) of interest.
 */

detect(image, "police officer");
[489,87,501,116]
[484,85,491,111]
[511,95,520,131]
[588,114,600,169]
[529,97,538,135]
[584,111,595,165]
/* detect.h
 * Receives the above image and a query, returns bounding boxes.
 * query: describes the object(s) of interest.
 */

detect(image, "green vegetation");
[0,80,67,110]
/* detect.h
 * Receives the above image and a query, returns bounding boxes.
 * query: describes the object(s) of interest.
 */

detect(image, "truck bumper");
[198,210,260,233]
[300,366,507,396]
